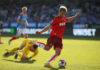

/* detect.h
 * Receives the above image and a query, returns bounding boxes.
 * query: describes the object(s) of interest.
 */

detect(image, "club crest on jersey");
[59,23,65,26]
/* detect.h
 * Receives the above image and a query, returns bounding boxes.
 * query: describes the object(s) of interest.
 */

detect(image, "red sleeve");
[50,17,58,26]
[66,17,68,21]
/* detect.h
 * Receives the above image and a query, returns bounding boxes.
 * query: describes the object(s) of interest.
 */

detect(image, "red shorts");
[46,35,63,49]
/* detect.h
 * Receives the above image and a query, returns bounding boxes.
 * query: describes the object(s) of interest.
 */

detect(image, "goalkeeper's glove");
[26,57,32,60]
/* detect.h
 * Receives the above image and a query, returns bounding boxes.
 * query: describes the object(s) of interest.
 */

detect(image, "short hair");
[22,6,27,10]
[59,6,67,12]
[32,44,38,49]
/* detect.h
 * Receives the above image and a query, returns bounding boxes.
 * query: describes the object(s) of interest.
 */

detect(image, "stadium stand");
[0,0,100,28]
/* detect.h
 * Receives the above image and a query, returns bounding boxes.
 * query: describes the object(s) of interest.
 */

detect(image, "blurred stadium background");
[0,0,100,36]
[0,0,100,70]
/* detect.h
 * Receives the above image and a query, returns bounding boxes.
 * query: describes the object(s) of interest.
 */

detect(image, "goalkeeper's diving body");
[4,34,29,56]
[4,36,38,60]
[15,40,38,60]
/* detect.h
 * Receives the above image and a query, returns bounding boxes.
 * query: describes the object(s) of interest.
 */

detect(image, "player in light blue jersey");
[8,6,28,45]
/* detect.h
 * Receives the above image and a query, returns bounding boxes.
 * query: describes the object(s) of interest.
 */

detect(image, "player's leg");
[4,43,25,57]
[9,35,19,42]
[4,47,22,57]
[21,50,29,60]
[35,36,54,51]
[8,28,21,45]
[15,43,30,59]
[9,47,20,53]
[15,52,22,59]
[24,34,28,38]
[23,28,28,39]
[11,42,25,52]
[15,50,29,59]
[35,41,50,50]
[44,37,63,67]
[44,48,61,67]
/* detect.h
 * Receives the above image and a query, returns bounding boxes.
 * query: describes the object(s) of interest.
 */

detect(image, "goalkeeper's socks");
[46,53,58,63]
[35,41,46,49]
[10,36,19,41]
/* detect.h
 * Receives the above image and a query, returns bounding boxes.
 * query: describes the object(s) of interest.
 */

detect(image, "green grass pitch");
[0,36,100,70]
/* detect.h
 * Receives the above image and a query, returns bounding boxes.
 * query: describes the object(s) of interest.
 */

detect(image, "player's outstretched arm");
[67,13,79,22]
[28,49,38,60]
[36,24,52,35]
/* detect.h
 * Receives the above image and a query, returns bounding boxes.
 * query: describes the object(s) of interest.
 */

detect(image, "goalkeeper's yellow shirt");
[22,38,30,48]
[22,40,38,58]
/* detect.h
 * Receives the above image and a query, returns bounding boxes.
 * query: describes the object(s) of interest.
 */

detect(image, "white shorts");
[16,28,27,36]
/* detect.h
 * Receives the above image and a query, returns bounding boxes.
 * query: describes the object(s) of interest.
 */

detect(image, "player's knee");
[56,50,61,56]
[17,36,20,38]
[24,34,28,38]
[45,48,50,51]
[55,48,61,56]
[19,47,23,50]
[21,55,25,59]
[45,47,50,51]
[56,52,61,56]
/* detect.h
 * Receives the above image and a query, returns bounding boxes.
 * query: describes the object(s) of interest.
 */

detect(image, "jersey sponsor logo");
[59,23,65,26]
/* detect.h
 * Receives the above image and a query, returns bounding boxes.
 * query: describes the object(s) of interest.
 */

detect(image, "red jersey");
[50,16,68,38]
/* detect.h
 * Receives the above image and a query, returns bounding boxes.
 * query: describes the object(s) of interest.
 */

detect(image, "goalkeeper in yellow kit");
[4,34,38,60]
[4,34,29,57]
[15,40,38,60]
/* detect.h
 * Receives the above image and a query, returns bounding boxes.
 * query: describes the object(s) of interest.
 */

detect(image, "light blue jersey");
[17,13,28,29]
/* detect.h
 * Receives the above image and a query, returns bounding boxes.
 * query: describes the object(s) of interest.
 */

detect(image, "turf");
[0,36,100,70]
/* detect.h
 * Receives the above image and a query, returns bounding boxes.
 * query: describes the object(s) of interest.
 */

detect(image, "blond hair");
[58,6,67,16]
[22,6,27,10]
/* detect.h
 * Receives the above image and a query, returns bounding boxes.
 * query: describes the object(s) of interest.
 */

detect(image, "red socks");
[10,36,19,41]
[35,41,46,49]
[46,53,58,63]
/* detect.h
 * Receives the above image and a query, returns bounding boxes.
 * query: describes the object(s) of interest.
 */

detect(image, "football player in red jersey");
[36,6,79,67]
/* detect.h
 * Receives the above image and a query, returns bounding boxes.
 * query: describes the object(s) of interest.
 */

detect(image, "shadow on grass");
[2,59,36,64]
[46,66,66,70]
[3,52,15,57]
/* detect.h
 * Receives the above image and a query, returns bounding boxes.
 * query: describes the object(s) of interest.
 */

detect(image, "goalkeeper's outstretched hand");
[26,57,32,60]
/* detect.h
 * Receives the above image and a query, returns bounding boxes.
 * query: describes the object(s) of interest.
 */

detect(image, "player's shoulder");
[64,16,68,20]
[35,48,39,52]
[53,16,59,20]
[23,38,29,42]
[19,12,23,16]
[54,16,59,19]
[28,40,34,44]
[64,16,68,18]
